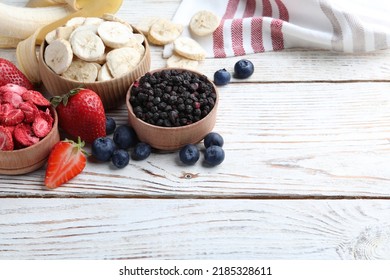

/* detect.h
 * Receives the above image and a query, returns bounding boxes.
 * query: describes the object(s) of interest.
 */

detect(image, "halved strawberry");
[0,125,14,151]
[32,110,53,138]
[14,123,39,147]
[0,107,24,126]
[22,90,50,107]
[44,138,87,189]
[19,101,39,123]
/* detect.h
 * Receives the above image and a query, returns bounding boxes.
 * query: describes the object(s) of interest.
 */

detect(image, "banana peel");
[15,0,123,83]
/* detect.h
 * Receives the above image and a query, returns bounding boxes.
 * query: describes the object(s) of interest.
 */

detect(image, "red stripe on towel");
[262,0,272,17]
[271,19,284,50]
[244,0,256,18]
[275,0,289,21]
[213,0,240,58]
[232,19,245,56]
[251,17,265,53]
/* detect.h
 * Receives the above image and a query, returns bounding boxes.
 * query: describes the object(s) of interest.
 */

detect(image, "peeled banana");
[4,0,124,83]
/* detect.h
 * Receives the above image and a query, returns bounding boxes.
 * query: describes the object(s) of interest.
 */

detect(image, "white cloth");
[163,0,390,58]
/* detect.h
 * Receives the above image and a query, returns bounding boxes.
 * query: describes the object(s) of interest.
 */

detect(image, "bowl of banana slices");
[38,14,151,109]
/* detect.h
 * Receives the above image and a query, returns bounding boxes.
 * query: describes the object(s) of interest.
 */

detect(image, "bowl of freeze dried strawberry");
[0,84,60,175]
[126,68,219,151]
[38,15,151,110]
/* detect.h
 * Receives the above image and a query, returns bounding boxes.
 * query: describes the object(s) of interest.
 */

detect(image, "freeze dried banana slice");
[189,10,221,36]
[70,30,105,61]
[61,59,98,82]
[167,54,199,70]
[148,19,183,46]
[44,38,73,74]
[134,16,161,35]
[106,47,142,78]
[45,29,57,44]
[98,63,114,81]
[56,25,75,41]
[98,21,133,48]
[173,37,206,61]
[65,17,86,27]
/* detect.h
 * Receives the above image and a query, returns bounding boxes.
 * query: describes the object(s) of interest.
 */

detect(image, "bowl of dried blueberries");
[126,68,219,151]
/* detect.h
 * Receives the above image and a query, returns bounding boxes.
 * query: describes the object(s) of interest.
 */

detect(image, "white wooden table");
[1,0,390,260]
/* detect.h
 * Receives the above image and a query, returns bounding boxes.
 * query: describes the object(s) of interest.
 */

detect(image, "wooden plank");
[1,198,390,260]
[1,82,390,198]
[2,1,390,83]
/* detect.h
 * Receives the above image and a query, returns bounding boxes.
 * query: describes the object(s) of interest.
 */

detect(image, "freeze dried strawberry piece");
[0,84,28,96]
[0,125,14,151]
[22,90,50,107]
[32,111,53,138]
[2,91,23,108]
[19,101,39,123]
[0,107,24,126]
[4,125,15,135]
[14,123,39,147]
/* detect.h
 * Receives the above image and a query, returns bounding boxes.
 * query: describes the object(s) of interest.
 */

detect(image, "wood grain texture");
[1,82,389,198]
[1,199,390,260]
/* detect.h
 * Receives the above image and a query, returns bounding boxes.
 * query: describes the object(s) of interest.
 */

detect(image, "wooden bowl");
[126,68,219,151]
[38,25,151,110]
[0,107,60,175]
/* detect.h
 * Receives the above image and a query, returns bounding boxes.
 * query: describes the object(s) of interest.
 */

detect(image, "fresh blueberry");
[111,149,130,169]
[234,59,254,79]
[105,116,116,135]
[213,68,231,86]
[204,132,224,148]
[132,142,152,160]
[179,144,200,165]
[91,137,116,162]
[204,145,225,166]
[113,125,138,149]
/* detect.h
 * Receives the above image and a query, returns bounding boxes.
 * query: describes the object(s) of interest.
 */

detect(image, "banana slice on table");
[167,54,199,70]
[148,19,183,46]
[61,59,98,82]
[173,37,206,61]
[189,10,221,36]
[70,30,105,62]
[134,16,162,35]
[44,38,73,74]
[106,47,142,78]
[97,21,133,48]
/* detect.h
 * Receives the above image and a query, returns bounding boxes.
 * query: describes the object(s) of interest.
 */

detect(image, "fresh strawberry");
[0,59,33,90]
[51,88,106,143]
[22,90,50,107]
[44,138,87,189]
[0,125,14,151]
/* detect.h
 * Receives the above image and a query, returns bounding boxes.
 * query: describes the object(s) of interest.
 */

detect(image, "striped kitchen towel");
[163,0,390,58]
